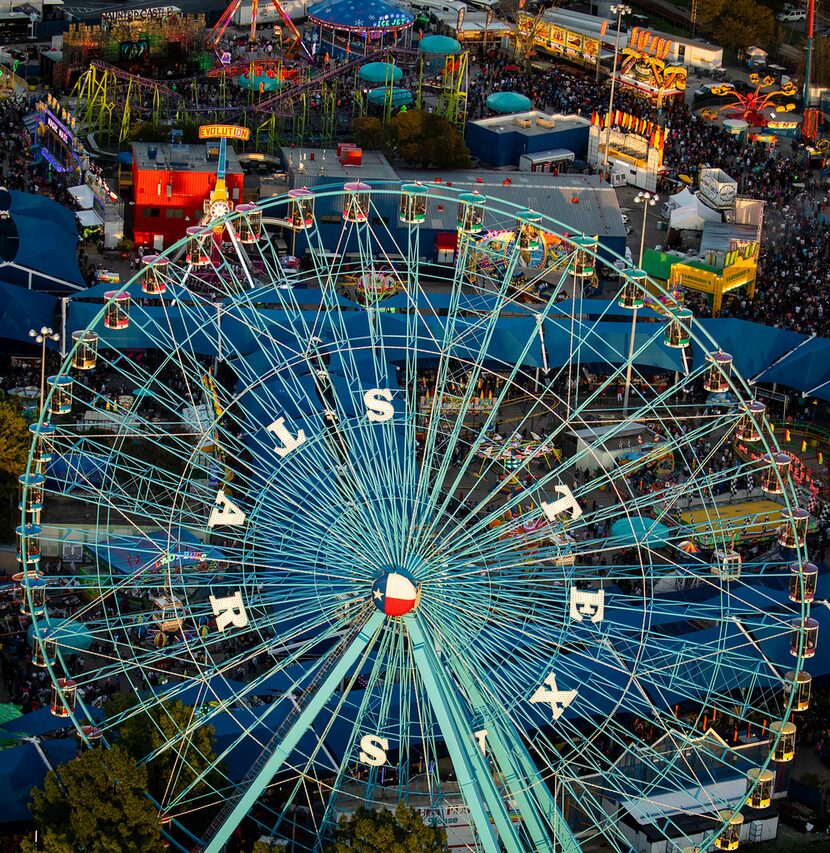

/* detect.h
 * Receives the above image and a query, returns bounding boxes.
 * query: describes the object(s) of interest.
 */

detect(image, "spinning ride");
[22,184,813,853]
[710,73,799,127]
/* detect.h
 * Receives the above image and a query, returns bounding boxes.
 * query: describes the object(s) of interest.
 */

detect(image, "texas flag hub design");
[372,570,419,616]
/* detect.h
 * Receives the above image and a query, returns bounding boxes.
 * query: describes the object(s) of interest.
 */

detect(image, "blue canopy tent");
[0,280,58,348]
[612,620,786,708]
[543,318,684,372]
[754,336,830,402]
[28,617,94,654]
[358,61,403,84]
[486,91,532,114]
[85,530,226,579]
[0,191,85,291]
[750,604,830,680]
[47,453,109,490]
[367,87,413,107]
[0,705,102,737]
[692,318,808,381]
[0,738,77,824]
[67,297,220,354]
[610,517,673,547]
[418,34,461,54]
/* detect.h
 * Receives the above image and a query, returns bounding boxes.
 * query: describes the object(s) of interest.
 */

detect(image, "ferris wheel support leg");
[203,610,385,853]
[407,616,527,853]
[454,676,580,853]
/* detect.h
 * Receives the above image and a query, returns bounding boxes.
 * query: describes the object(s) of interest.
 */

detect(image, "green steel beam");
[203,609,385,853]
[407,614,526,853]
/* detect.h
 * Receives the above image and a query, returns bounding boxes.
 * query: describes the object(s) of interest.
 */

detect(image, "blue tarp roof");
[755,336,830,401]
[2,191,84,291]
[0,280,57,347]
[692,318,808,381]
[63,288,830,397]
[85,530,226,576]
[0,705,102,737]
[0,738,76,823]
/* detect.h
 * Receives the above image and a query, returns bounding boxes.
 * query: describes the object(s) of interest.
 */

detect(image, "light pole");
[635,190,658,268]
[29,326,60,417]
[601,3,630,183]
[622,191,658,414]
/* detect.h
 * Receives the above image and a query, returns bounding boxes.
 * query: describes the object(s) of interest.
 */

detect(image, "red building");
[131,141,245,250]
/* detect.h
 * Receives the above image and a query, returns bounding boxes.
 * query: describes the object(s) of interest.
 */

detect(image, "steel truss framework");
[70,44,465,150]
[21,184,812,853]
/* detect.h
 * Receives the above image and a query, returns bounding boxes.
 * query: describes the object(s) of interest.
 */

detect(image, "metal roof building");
[465,111,591,168]
[395,170,626,242]
[283,148,626,262]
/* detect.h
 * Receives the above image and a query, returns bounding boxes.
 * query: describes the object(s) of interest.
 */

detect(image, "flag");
[373,572,419,616]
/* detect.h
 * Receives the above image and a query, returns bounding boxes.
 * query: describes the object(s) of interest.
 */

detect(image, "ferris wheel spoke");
[440,384,738,563]
[194,611,387,853]
[417,603,693,839]
[34,187,804,853]
[147,615,372,813]
[416,280,571,551]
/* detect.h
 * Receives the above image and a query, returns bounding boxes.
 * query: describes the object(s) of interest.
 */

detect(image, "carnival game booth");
[306,0,414,59]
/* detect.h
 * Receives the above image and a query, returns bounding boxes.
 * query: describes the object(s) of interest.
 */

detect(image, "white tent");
[669,192,722,232]
[76,209,103,228]
[68,184,95,210]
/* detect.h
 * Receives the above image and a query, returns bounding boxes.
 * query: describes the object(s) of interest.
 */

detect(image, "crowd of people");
[469,55,830,345]
[0,33,828,848]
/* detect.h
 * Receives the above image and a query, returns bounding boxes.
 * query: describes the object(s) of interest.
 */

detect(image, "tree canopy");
[22,745,165,853]
[389,110,471,169]
[329,804,447,853]
[352,116,390,155]
[105,697,224,835]
[0,398,30,478]
[350,110,471,168]
[696,0,774,49]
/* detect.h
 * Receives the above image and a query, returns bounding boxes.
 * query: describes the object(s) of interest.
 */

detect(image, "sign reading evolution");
[199,124,251,141]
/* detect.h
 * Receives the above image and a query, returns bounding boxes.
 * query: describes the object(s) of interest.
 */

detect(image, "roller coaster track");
[253,46,420,114]
[89,60,186,108]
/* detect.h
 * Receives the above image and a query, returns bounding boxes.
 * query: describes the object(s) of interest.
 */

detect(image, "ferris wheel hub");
[372,569,420,617]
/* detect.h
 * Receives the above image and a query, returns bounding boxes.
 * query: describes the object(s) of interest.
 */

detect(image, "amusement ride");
[17,181,816,852]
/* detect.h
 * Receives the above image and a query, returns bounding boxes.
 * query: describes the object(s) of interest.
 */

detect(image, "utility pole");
[803,0,815,106]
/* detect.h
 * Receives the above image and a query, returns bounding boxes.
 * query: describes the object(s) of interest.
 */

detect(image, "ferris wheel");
[19,182,817,853]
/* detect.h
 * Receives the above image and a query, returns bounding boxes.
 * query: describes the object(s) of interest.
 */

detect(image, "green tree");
[0,398,30,477]
[21,745,165,853]
[329,803,447,853]
[697,0,774,49]
[352,116,390,153]
[802,35,830,86]
[0,397,31,543]
[107,698,224,835]
[389,110,470,169]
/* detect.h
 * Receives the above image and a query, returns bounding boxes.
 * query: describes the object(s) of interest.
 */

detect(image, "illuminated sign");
[44,110,72,146]
[152,550,208,569]
[199,124,251,141]
[40,148,66,173]
[101,6,180,24]
[767,120,798,129]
